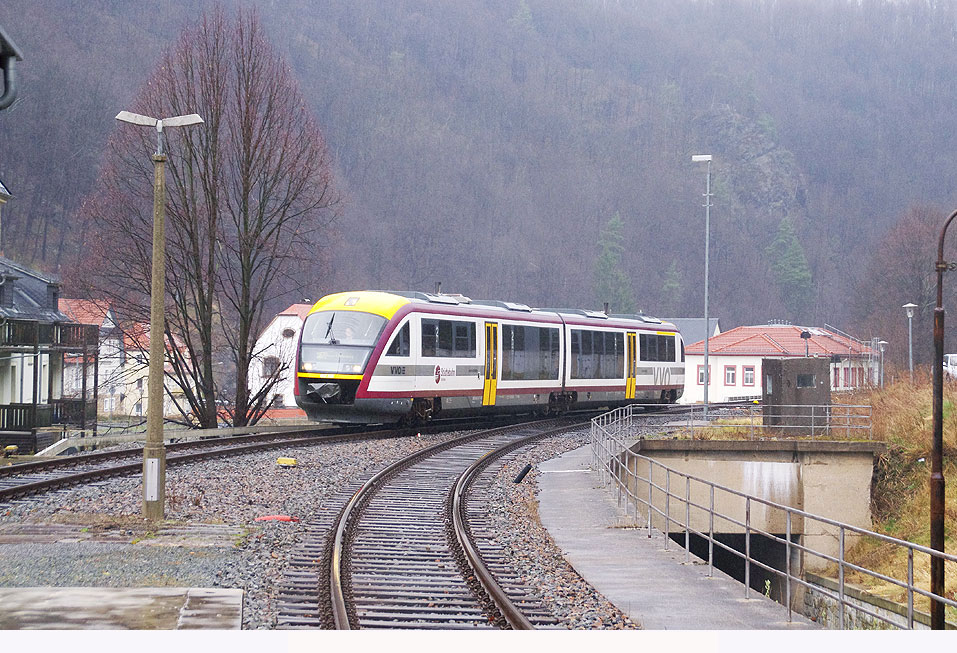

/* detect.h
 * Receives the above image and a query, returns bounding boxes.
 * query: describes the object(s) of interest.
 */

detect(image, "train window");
[421,319,476,358]
[301,311,386,347]
[386,322,410,357]
[501,325,560,380]
[639,333,677,362]
[570,330,624,379]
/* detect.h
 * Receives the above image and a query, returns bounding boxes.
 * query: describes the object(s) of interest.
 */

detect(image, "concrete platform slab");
[537,444,820,630]
[0,587,243,629]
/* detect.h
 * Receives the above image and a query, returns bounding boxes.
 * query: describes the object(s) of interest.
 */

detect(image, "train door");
[626,332,637,400]
[483,322,499,406]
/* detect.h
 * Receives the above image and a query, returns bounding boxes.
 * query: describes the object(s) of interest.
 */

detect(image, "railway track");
[0,402,746,505]
[0,414,556,504]
[318,419,581,630]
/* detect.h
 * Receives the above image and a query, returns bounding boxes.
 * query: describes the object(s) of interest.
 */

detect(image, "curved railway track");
[325,419,581,629]
[0,414,558,504]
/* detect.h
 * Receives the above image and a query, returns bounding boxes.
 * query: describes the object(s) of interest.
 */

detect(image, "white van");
[945,354,957,379]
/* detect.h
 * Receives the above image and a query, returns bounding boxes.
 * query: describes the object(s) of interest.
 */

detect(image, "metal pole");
[930,209,957,629]
[703,159,711,419]
[839,526,845,629]
[143,152,168,520]
[908,314,914,384]
[685,476,691,563]
[708,485,714,577]
[745,497,751,599]
[786,512,792,622]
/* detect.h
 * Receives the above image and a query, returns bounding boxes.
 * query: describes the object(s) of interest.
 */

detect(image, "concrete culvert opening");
[668,531,800,605]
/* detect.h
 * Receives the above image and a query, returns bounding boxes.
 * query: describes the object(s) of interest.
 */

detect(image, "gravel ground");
[0,424,645,630]
[481,427,638,629]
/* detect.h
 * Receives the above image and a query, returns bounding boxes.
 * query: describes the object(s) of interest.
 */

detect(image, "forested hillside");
[3,0,957,361]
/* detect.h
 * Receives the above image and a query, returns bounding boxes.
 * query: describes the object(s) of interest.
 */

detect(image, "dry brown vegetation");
[837,374,957,620]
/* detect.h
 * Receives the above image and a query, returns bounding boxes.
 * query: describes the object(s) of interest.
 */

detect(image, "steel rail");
[327,418,576,629]
[0,427,413,503]
[327,422,531,629]
[0,415,548,502]
[0,425,345,477]
[450,422,583,630]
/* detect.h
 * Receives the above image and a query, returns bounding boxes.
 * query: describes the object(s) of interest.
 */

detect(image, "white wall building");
[248,303,312,408]
[682,324,876,404]
[60,299,189,420]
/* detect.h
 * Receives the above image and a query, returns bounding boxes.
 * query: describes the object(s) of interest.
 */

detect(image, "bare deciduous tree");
[76,7,338,428]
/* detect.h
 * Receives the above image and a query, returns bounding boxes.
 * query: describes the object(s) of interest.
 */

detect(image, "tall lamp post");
[692,154,713,417]
[115,110,203,520]
[903,302,917,383]
[930,209,957,630]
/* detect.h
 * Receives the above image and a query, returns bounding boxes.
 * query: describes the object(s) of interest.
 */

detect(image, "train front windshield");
[299,310,387,375]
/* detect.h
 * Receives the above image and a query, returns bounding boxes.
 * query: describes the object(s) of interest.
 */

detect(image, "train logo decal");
[653,367,672,386]
[435,365,456,383]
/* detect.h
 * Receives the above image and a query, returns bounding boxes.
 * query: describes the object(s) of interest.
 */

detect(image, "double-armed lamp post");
[115,110,203,520]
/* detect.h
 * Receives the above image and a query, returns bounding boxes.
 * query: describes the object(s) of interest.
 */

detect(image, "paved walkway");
[0,587,243,629]
[537,444,820,630]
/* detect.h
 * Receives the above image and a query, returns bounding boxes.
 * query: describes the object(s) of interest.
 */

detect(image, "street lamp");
[930,210,957,630]
[115,110,203,520]
[878,341,887,387]
[903,302,917,383]
[692,154,713,417]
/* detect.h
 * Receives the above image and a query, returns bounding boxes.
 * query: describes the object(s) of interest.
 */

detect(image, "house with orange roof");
[248,303,312,412]
[682,324,877,404]
[60,299,190,420]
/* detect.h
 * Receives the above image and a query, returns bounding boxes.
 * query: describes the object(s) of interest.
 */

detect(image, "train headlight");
[350,364,363,373]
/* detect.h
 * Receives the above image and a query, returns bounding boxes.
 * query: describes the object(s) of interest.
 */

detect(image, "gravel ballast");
[0,425,640,629]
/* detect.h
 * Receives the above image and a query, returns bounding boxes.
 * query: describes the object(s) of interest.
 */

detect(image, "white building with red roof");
[248,303,313,410]
[60,299,190,420]
[682,324,876,404]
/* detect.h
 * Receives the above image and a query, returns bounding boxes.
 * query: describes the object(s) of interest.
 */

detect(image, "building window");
[263,356,280,378]
[743,366,755,386]
[843,367,849,387]
[697,365,710,385]
[833,366,840,388]
[724,366,736,385]
[797,374,815,388]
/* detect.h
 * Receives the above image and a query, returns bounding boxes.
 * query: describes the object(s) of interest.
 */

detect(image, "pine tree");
[660,259,683,316]
[594,212,636,313]
[766,216,813,319]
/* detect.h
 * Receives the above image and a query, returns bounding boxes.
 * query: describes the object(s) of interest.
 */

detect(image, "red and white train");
[294,290,685,423]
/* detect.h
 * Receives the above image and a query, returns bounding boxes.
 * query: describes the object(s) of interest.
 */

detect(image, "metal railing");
[679,403,872,440]
[591,404,956,630]
[0,319,98,349]
[50,398,96,426]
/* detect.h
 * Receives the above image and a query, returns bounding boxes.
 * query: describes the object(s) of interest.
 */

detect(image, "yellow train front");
[294,290,685,424]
